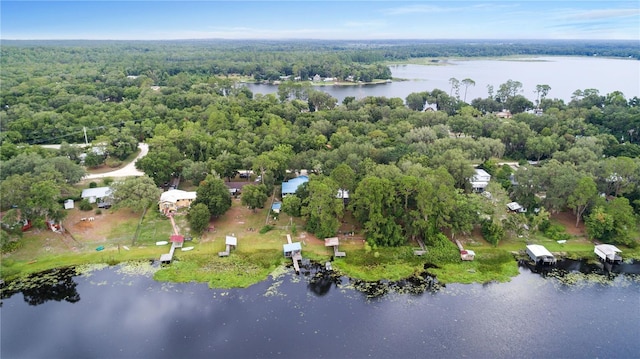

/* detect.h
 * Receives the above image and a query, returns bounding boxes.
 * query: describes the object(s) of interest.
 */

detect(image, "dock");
[324,237,346,257]
[283,234,302,273]
[414,238,426,256]
[218,235,238,257]
[160,214,184,264]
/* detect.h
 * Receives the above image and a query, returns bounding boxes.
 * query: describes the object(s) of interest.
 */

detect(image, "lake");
[2,260,639,359]
[245,57,640,104]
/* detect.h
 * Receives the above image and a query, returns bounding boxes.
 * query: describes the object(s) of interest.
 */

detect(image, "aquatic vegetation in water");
[116,261,158,277]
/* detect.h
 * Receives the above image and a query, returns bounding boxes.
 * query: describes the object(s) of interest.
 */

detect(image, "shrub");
[105,158,122,168]
[259,225,274,234]
[89,182,98,188]
[481,219,504,246]
[79,199,93,211]
[543,223,571,241]
[95,209,102,215]
[102,177,114,186]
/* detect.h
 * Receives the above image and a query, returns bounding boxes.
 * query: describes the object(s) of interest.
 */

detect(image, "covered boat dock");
[526,244,556,265]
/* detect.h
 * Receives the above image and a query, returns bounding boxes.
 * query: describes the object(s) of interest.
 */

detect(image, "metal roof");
[595,244,621,256]
[159,189,197,203]
[281,176,309,195]
[226,236,237,246]
[283,242,301,253]
[526,244,553,258]
[81,186,112,199]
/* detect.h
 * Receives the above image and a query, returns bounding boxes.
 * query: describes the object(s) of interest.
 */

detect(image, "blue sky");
[2,1,639,40]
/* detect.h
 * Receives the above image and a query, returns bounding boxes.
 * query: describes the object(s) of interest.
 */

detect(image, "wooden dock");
[218,235,237,257]
[414,238,426,256]
[284,234,302,273]
[160,214,184,264]
[324,237,346,257]
[456,240,475,261]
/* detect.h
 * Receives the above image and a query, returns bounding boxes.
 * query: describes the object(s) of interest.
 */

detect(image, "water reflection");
[2,259,639,359]
[1,267,80,305]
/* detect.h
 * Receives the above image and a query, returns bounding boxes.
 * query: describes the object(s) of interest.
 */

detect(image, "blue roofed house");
[281,176,309,196]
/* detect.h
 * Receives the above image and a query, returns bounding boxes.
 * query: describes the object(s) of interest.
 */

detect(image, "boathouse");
[283,242,302,258]
[594,244,622,263]
[526,244,556,265]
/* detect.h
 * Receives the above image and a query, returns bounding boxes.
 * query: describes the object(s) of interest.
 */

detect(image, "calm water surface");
[246,57,640,104]
[2,260,639,359]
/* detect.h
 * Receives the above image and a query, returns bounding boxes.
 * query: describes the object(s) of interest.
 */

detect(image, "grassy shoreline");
[2,201,638,287]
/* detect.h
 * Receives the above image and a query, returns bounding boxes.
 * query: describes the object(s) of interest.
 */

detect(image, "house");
[159,189,197,214]
[281,176,309,196]
[312,74,321,82]
[81,187,112,204]
[594,244,622,263]
[506,202,526,213]
[470,169,491,192]
[423,102,438,112]
[526,244,556,265]
[495,109,513,119]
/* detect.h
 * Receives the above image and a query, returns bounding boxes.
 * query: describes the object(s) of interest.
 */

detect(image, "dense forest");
[1,40,639,251]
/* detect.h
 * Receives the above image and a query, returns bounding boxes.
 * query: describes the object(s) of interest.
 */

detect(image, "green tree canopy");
[110,176,162,213]
[193,174,232,217]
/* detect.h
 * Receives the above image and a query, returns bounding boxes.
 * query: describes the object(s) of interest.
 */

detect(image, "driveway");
[84,143,149,180]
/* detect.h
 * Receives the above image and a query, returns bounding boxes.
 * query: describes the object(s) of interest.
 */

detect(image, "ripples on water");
[1,259,639,359]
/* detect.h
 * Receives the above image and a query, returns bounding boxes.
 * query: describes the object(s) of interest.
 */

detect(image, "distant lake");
[2,260,640,359]
[245,56,640,104]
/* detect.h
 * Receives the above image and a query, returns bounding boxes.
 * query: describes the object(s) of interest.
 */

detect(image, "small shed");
[526,244,556,265]
[594,244,622,263]
[271,202,282,213]
[170,234,184,248]
[283,242,302,258]
[64,199,75,209]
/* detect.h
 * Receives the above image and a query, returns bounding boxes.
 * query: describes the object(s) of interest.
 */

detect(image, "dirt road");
[84,143,149,179]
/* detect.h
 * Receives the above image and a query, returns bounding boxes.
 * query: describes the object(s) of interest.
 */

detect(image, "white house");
[470,168,491,192]
[159,189,197,214]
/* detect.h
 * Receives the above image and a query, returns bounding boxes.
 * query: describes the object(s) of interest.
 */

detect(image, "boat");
[122,245,130,251]
[181,246,194,251]
[96,246,104,251]
[155,241,168,246]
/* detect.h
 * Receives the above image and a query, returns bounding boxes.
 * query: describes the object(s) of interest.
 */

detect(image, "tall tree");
[302,176,343,238]
[188,203,211,235]
[461,78,476,102]
[534,84,551,108]
[241,184,268,212]
[110,176,162,213]
[193,174,232,217]
[567,176,597,227]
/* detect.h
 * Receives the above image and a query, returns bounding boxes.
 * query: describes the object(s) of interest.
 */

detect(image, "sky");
[1,1,639,40]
